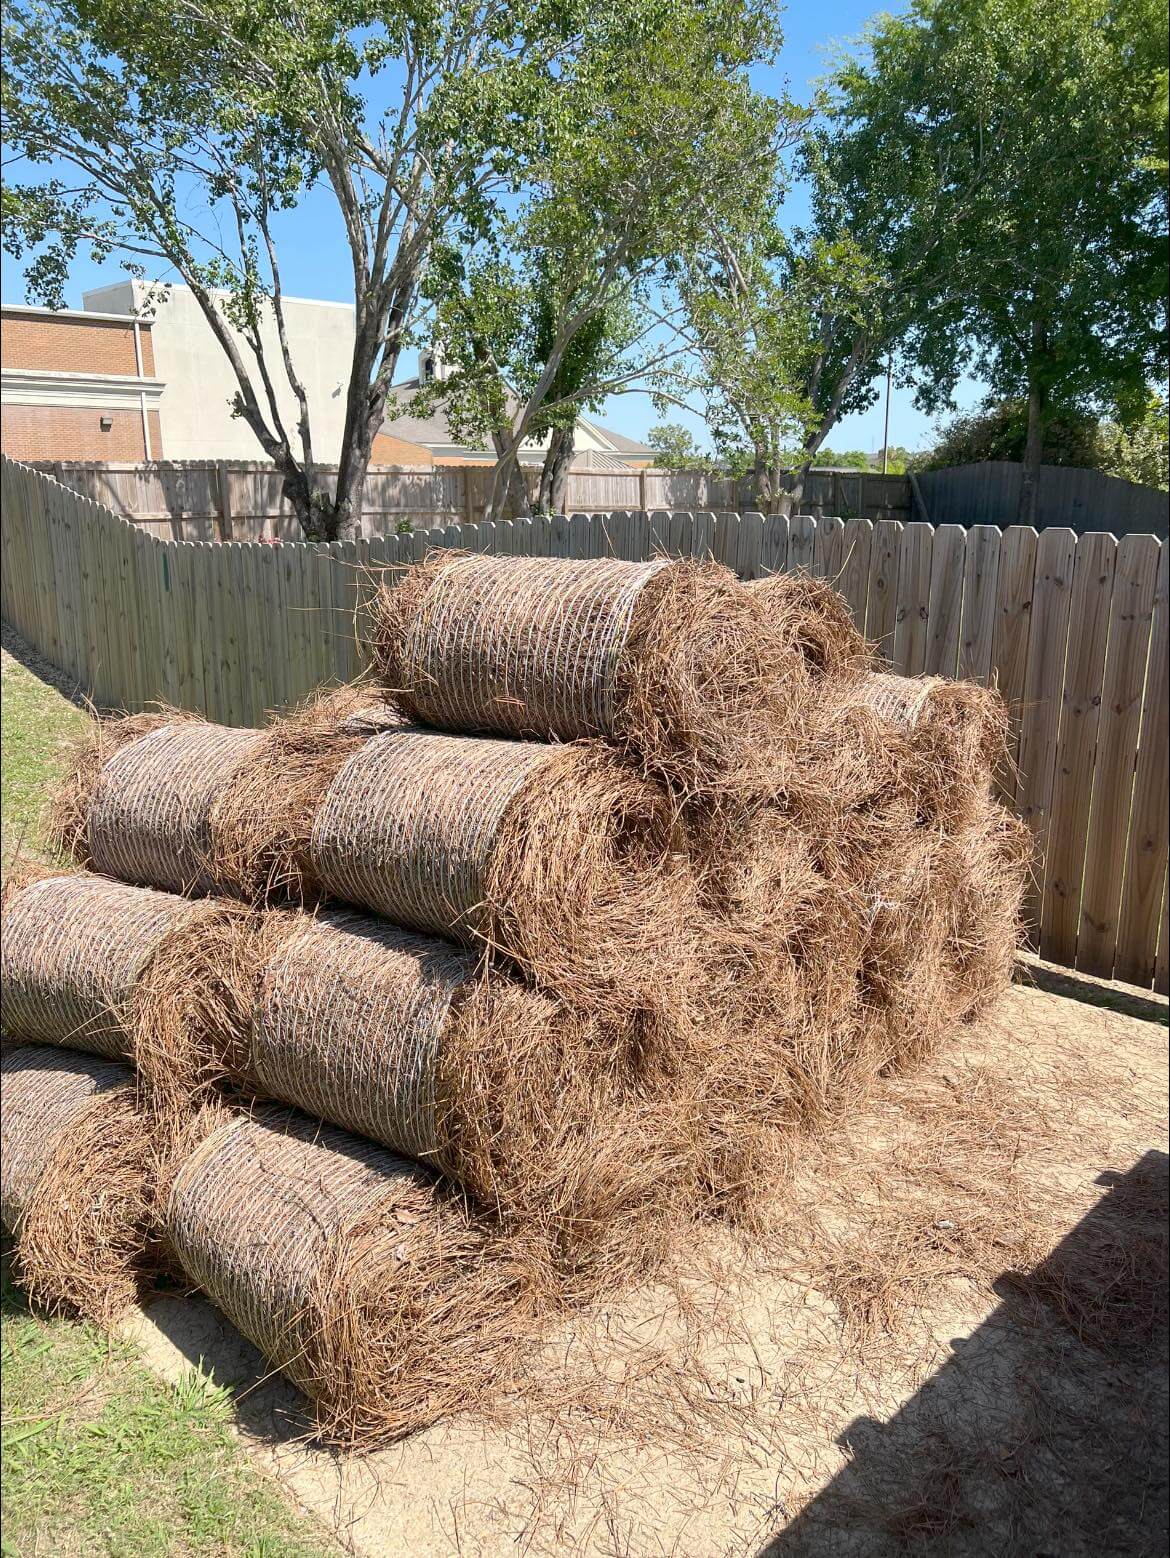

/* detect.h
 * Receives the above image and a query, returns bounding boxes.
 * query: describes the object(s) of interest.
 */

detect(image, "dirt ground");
[123,971,1169,1557]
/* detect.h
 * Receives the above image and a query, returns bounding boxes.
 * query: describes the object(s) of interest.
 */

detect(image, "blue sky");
[2,2,987,455]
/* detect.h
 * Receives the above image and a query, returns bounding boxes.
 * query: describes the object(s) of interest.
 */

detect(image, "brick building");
[1,304,165,461]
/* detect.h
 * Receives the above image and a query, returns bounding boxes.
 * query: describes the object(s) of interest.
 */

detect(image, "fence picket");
[760,514,789,578]
[812,515,845,584]
[737,512,764,580]
[692,512,716,561]
[989,526,1039,801]
[1014,528,1078,939]
[867,520,903,663]
[1038,531,1117,967]
[924,524,965,677]
[667,510,695,562]
[892,523,934,675]
[788,514,815,574]
[957,525,1002,683]
[1076,533,1162,977]
[1114,541,1169,987]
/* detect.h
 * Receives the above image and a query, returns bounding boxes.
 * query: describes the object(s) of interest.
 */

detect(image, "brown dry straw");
[163,1107,544,1445]
[1,872,253,1112]
[852,671,1011,826]
[310,728,699,1020]
[48,709,263,893]
[746,569,870,682]
[208,684,406,903]
[235,909,698,1292]
[370,552,822,795]
[0,1044,154,1323]
[938,791,1031,1026]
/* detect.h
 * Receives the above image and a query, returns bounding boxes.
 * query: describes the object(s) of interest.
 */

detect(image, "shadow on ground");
[761,1150,1170,1557]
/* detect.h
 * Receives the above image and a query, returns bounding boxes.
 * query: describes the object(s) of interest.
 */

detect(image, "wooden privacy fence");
[29,459,913,536]
[2,455,1166,992]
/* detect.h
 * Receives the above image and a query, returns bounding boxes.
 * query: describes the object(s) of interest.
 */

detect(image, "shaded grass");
[2,643,340,1557]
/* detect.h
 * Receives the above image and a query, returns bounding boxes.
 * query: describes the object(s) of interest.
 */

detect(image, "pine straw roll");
[47,687,404,901]
[308,727,698,1021]
[370,551,820,795]
[225,909,698,1289]
[850,670,1011,826]
[48,709,264,894]
[0,872,252,1112]
[162,1106,543,1445]
[0,1045,154,1323]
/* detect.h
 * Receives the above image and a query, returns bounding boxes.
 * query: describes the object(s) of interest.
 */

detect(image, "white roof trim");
[2,367,165,410]
[2,303,155,326]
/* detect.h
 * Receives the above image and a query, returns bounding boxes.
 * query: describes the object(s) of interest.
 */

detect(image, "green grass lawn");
[1,640,338,1557]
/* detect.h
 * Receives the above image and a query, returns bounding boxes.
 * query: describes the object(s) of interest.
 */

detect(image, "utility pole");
[881,357,893,475]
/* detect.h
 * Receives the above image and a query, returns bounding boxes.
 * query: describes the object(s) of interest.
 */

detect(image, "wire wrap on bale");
[250,909,473,1165]
[2,873,213,1058]
[1,873,254,1109]
[55,718,263,893]
[0,1045,153,1322]
[371,552,809,794]
[164,1108,539,1444]
[310,728,697,1017]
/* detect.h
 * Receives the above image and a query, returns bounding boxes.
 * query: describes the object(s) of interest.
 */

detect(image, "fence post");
[216,459,233,541]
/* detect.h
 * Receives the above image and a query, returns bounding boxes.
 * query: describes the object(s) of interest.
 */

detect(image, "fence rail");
[2,455,1165,991]
[27,459,914,536]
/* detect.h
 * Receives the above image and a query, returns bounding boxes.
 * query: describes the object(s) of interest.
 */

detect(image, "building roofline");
[81,282,355,313]
[2,302,155,326]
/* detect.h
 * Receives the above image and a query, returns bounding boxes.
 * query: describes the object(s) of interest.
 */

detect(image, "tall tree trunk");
[539,426,575,514]
[750,444,774,512]
[1018,320,1048,527]
[778,461,812,518]
[486,432,534,521]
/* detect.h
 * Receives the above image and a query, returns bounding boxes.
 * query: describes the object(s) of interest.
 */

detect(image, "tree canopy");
[4,0,781,533]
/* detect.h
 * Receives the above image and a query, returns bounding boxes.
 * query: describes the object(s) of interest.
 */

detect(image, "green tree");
[1,1,711,537]
[405,0,788,518]
[917,392,1169,488]
[825,0,1169,523]
[1096,394,1170,489]
[646,422,709,469]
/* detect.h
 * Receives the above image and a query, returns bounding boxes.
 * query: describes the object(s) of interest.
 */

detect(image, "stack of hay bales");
[1,550,1028,1443]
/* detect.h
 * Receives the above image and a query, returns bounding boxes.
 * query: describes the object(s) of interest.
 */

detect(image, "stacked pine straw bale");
[4,547,1030,1444]
[0,1045,154,1323]
[1,870,690,1290]
[0,1045,545,1443]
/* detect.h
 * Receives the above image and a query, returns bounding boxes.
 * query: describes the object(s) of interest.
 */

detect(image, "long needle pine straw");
[851,670,1012,826]
[163,1107,545,1445]
[747,569,870,683]
[208,684,407,903]
[370,552,828,795]
[1,872,254,1112]
[47,687,404,903]
[239,909,701,1291]
[309,728,700,1020]
[0,1045,154,1323]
